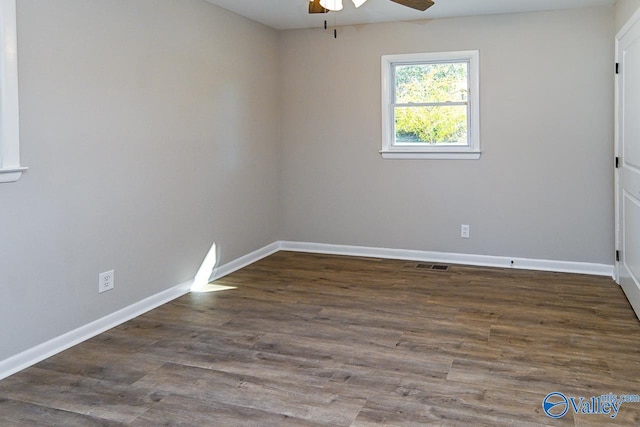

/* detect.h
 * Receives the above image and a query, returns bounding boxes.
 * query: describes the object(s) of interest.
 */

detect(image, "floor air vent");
[416,263,450,271]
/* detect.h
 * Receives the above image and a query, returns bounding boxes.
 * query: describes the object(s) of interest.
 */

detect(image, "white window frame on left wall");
[0,0,26,183]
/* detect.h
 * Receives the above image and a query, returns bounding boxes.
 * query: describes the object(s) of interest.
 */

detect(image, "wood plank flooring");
[1,251,639,426]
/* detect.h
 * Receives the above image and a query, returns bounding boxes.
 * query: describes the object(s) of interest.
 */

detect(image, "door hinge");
[616,250,620,262]
[616,63,620,74]
[616,156,620,168]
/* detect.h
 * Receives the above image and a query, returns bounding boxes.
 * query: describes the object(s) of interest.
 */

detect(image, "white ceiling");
[204,0,615,30]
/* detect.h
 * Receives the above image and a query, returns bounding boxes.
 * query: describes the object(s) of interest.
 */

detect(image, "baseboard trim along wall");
[0,280,191,381]
[0,242,281,381]
[0,239,614,381]
[210,242,281,281]
[278,241,616,278]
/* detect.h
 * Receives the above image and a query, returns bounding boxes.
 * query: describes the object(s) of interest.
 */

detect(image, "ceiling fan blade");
[390,0,435,11]
[309,0,329,14]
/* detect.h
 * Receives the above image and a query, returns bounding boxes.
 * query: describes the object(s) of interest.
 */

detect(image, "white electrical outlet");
[461,224,470,239]
[99,270,114,293]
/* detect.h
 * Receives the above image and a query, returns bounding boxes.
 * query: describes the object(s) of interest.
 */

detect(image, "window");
[381,50,480,160]
[0,0,26,183]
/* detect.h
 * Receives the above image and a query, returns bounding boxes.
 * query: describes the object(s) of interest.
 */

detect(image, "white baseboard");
[210,241,281,281]
[0,240,614,381]
[0,242,281,382]
[278,241,615,278]
[0,280,191,382]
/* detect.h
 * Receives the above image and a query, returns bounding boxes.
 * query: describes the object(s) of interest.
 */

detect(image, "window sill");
[0,166,28,183]
[380,150,481,160]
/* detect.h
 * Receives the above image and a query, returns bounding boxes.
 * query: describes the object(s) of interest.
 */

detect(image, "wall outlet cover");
[99,270,114,293]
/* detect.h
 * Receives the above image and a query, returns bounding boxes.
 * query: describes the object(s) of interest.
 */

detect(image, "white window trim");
[381,50,480,160]
[0,0,26,183]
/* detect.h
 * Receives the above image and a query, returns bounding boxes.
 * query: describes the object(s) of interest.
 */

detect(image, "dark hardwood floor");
[1,251,639,426]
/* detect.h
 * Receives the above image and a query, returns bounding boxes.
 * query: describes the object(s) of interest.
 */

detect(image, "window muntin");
[381,51,480,160]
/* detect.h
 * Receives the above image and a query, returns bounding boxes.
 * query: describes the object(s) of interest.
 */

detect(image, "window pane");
[395,62,468,104]
[394,105,468,145]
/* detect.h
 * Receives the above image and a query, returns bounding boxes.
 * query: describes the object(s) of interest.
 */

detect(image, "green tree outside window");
[394,62,469,145]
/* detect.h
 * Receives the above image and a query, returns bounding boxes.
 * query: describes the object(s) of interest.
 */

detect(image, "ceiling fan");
[309,0,435,14]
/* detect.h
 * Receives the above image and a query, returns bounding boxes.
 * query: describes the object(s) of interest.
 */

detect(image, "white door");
[616,12,640,319]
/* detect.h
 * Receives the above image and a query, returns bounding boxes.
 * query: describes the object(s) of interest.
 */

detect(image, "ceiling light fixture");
[309,0,435,14]
[319,0,344,11]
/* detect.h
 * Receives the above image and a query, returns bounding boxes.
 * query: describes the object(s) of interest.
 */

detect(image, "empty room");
[1,0,639,425]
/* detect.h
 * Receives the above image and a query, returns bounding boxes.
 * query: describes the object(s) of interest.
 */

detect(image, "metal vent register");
[415,263,451,271]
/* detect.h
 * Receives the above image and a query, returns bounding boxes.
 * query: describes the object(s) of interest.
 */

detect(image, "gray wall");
[0,3,619,364]
[615,0,640,31]
[279,7,615,263]
[0,0,280,360]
